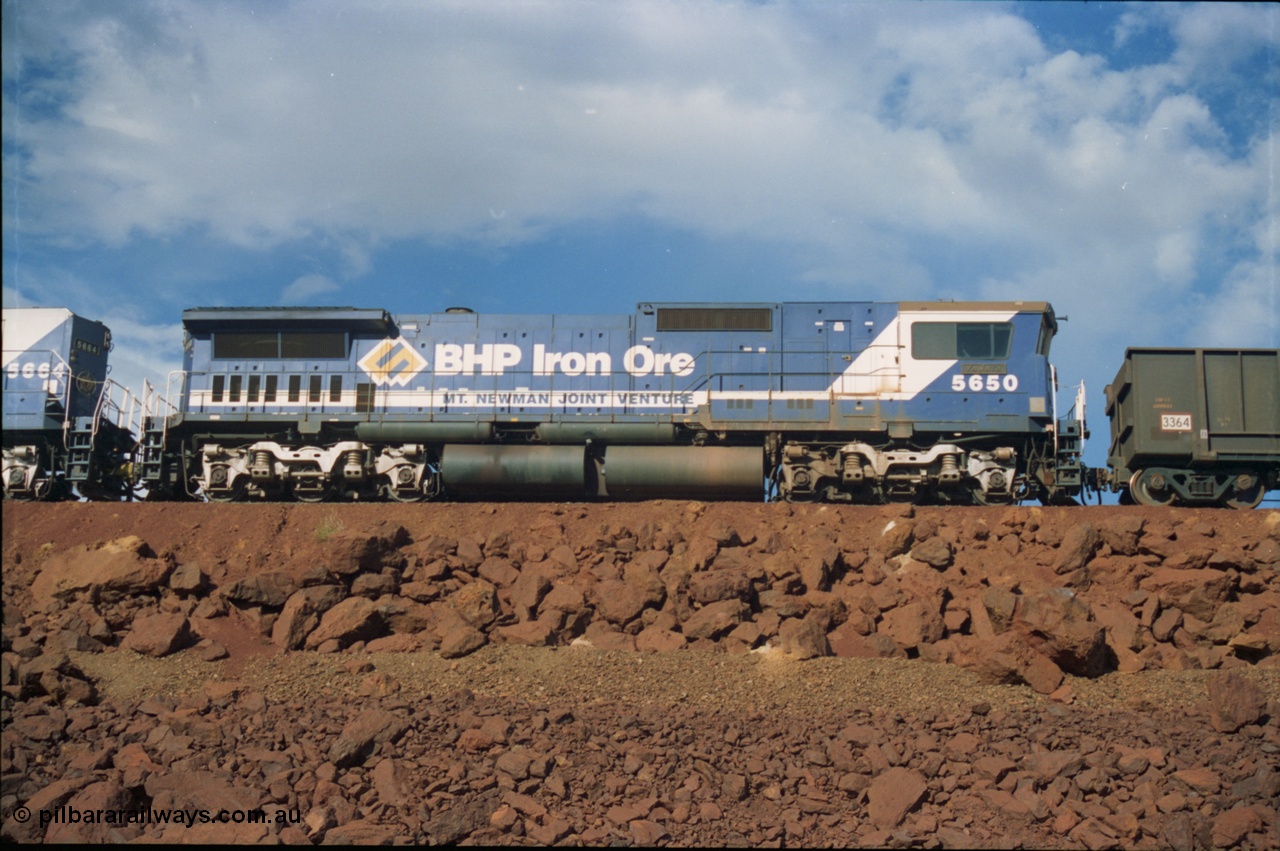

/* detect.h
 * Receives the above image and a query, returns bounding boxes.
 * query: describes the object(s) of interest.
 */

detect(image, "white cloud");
[1194,261,1278,350]
[3,1,1276,361]
[1169,3,1280,71]
[282,274,340,303]
[1191,185,1279,348]
[1153,231,1197,285]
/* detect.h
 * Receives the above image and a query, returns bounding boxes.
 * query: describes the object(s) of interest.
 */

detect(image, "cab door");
[774,304,834,422]
[830,303,902,397]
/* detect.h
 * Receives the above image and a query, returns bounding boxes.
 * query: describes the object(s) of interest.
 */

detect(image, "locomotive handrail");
[89,377,144,447]
[163,370,191,451]
[157,344,902,418]
[137,379,177,452]
[142,379,178,420]
[828,338,904,394]
[1050,364,1059,458]
[167,352,903,424]
[164,339,1034,431]
[2,346,76,443]
[164,370,188,414]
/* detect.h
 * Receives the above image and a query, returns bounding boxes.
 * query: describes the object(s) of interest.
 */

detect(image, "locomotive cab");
[774,301,1080,504]
[166,307,399,501]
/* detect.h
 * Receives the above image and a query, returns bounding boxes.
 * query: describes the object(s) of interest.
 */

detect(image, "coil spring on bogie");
[250,449,273,481]
[343,449,365,481]
[939,453,961,484]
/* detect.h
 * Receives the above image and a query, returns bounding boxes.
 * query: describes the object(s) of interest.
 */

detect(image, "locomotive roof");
[181,301,1057,334]
[898,300,1053,313]
[901,300,1057,333]
[183,307,393,332]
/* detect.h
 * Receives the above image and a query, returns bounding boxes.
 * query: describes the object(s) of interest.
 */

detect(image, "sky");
[3,0,1277,482]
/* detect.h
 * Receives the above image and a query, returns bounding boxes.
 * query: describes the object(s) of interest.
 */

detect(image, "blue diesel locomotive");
[136,300,1087,504]
[2,308,139,500]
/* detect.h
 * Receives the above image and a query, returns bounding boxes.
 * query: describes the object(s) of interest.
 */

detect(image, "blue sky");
[3,1,1277,475]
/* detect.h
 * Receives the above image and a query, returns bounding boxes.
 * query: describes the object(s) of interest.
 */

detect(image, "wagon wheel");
[1129,470,1176,507]
[1225,472,1265,510]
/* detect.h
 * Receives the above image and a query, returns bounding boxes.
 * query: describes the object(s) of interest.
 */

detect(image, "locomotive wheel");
[387,484,424,502]
[284,460,334,502]
[291,479,334,502]
[968,484,1014,506]
[1225,472,1265,510]
[385,464,424,502]
[205,464,243,502]
[4,475,34,501]
[1130,470,1175,507]
[206,483,245,502]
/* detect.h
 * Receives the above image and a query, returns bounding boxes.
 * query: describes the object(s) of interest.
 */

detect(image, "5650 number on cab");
[952,374,1019,392]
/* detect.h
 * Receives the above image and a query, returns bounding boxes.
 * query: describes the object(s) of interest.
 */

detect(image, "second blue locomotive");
[139,300,1086,504]
[2,308,137,500]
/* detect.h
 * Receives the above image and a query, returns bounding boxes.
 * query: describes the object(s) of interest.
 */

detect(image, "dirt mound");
[2,501,1279,846]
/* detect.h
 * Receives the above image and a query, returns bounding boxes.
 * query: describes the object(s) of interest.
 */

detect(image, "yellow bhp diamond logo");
[358,338,427,387]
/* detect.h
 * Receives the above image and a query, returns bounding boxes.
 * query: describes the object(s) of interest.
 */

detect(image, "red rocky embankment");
[9,502,1280,686]
[2,501,1279,847]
